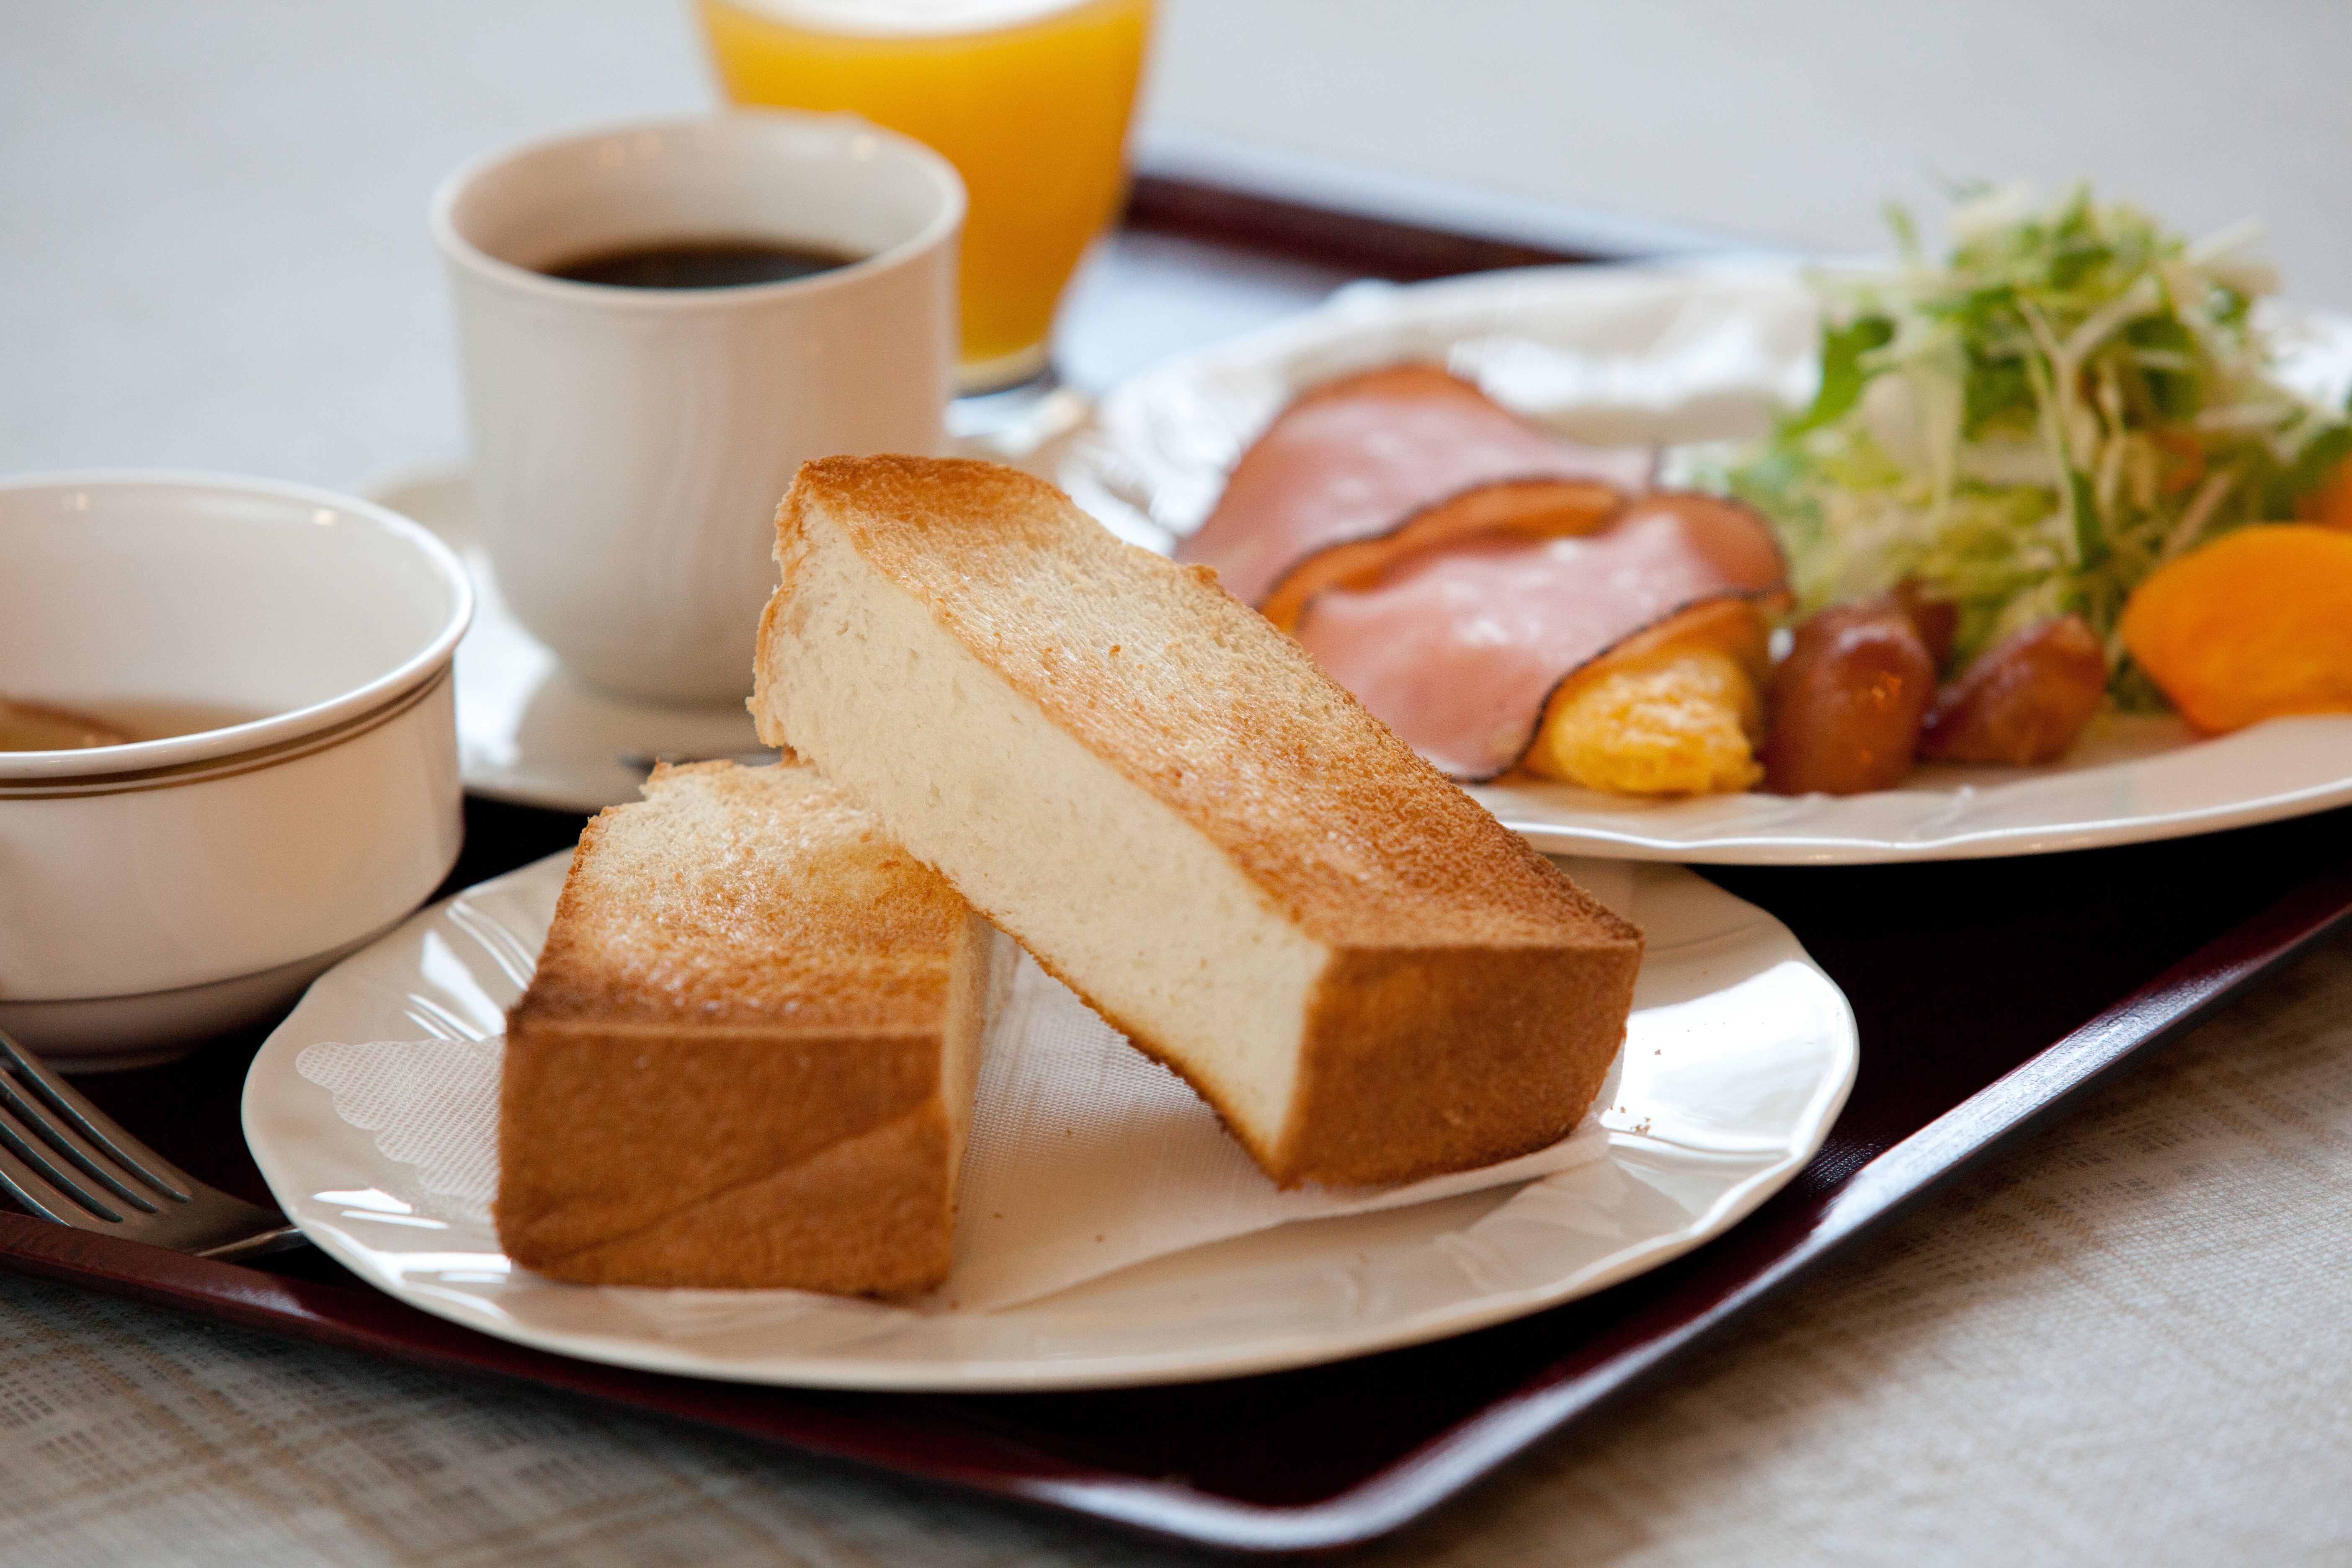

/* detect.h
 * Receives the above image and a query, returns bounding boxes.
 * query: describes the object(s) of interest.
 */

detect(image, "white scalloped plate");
[242,851,1855,1392]
[1062,260,2352,864]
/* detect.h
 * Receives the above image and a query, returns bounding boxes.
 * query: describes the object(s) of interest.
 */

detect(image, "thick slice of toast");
[495,760,995,1293]
[751,456,1642,1188]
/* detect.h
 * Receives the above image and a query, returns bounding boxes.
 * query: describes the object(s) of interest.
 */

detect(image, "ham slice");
[1292,492,1787,780]
[1177,364,1652,629]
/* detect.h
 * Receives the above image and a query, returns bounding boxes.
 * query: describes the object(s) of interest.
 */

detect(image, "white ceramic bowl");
[0,473,473,1068]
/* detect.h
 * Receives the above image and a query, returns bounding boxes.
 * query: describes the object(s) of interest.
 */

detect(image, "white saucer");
[362,469,770,815]
[368,402,1097,817]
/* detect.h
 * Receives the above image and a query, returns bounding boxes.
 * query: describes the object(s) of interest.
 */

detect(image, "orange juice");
[699,0,1154,390]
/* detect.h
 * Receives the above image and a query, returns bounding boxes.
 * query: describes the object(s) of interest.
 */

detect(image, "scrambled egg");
[1523,647,1763,795]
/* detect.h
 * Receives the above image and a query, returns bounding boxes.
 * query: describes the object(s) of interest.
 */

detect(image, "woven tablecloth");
[4,926,2347,1567]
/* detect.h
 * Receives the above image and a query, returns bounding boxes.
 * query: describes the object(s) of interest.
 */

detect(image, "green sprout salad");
[1720,185,2352,707]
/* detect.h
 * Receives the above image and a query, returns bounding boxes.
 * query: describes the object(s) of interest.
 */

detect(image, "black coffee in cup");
[542,237,858,289]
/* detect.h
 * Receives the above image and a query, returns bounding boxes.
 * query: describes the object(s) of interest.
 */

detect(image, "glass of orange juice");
[698,0,1154,394]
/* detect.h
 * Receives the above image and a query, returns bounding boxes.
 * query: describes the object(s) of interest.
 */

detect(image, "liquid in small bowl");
[0,696,271,753]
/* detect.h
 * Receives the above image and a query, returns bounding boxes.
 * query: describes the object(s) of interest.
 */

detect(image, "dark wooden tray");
[11,168,2352,1557]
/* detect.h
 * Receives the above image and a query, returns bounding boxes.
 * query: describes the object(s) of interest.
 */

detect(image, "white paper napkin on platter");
[295,860,1632,1313]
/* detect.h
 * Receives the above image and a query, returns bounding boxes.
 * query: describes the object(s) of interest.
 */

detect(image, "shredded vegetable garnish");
[1718,184,2352,706]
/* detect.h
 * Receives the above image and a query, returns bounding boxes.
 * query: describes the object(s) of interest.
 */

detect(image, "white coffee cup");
[432,113,964,704]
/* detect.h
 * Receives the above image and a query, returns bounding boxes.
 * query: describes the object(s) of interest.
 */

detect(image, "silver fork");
[0,1025,305,1261]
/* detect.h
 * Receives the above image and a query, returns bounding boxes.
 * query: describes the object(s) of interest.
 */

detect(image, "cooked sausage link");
[1919,615,2107,764]
[1761,604,1935,794]
[1880,579,1959,674]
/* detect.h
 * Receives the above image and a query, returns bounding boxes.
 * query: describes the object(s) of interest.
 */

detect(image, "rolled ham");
[1292,492,1787,780]
[1176,363,1652,629]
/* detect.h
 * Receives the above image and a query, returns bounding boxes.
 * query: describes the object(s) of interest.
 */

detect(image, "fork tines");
[0,1027,300,1259]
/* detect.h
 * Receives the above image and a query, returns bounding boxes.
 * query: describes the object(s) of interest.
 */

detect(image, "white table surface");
[5,4,2350,1562]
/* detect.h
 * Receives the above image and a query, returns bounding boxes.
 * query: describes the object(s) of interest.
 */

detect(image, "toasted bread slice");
[495,760,995,1294]
[752,456,1642,1188]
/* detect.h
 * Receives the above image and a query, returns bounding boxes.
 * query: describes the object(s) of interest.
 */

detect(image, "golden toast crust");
[764,455,1638,956]
[513,761,964,1034]
[754,457,1643,1188]
[495,762,985,1292]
